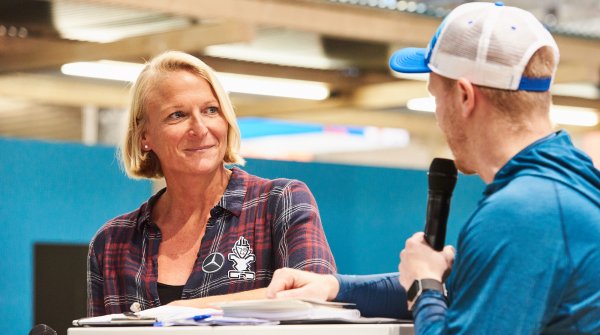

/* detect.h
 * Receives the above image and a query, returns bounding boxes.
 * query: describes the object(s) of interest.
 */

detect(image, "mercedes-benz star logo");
[202,252,225,273]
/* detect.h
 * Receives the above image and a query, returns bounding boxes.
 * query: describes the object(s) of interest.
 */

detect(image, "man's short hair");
[438,46,556,121]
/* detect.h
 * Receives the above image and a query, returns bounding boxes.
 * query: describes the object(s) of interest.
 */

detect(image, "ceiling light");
[406,97,435,113]
[217,73,329,100]
[550,106,599,127]
[61,60,143,81]
[551,83,599,100]
[61,61,329,100]
[406,97,599,127]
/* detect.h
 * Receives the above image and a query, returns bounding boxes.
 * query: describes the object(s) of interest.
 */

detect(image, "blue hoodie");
[335,130,600,334]
[415,130,600,334]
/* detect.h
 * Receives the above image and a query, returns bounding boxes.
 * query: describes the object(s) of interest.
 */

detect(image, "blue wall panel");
[0,138,485,334]
[243,159,484,274]
[0,138,152,335]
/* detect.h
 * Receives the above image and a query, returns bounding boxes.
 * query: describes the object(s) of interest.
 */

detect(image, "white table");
[68,324,414,335]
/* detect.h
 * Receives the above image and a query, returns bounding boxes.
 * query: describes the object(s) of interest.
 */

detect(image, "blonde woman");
[87,51,336,316]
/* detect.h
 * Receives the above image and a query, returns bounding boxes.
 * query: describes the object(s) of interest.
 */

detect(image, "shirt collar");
[135,188,164,232]
[217,167,246,217]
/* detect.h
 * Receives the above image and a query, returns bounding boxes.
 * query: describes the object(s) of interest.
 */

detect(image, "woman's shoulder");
[90,201,149,244]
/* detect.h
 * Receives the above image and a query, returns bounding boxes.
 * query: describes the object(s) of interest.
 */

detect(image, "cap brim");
[389,48,431,74]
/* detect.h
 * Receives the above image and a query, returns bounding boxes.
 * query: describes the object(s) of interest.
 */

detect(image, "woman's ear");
[456,78,476,118]
[140,132,150,152]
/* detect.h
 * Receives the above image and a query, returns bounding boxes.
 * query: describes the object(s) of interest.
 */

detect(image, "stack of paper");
[73,306,223,326]
[213,299,361,322]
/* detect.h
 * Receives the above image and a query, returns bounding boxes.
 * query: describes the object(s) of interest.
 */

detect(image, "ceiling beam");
[554,36,600,84]
[84,0,440,44]
[0,22,254,72]
[0,74,130,107]
[201,55,394,91]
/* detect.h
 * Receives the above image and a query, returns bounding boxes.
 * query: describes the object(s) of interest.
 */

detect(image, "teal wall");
[241,159,484,274]
[0,138,485,334]
[0,138,152,335]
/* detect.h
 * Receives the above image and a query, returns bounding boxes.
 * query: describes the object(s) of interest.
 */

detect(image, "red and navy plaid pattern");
[87,167,336,316]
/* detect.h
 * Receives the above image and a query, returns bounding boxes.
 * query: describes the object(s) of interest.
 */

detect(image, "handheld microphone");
[28,324,57,335]
[424,158,458,251]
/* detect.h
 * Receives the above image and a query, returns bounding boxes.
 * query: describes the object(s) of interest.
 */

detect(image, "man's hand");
[399,232,455,295]
[266,268,340,301]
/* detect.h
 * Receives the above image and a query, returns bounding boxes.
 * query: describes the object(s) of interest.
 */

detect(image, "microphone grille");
[428,158,458,193]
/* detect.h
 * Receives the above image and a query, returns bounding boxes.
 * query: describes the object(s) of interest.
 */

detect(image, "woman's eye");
[205,107,220,115]
[168,111,185,119]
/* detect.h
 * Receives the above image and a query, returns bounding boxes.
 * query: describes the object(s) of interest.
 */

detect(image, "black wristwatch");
[407,278,445,308]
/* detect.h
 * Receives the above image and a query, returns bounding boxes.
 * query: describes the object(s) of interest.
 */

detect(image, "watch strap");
[407,278,444,303]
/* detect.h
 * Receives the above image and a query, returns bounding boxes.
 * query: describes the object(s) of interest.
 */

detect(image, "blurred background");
[1,0,598,167]
[1,1,598,334]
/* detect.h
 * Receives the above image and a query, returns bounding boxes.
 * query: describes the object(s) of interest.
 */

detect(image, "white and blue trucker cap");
[389,2,559,92]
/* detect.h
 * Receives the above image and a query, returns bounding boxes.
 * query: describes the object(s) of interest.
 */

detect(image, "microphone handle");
[424,193,450,251]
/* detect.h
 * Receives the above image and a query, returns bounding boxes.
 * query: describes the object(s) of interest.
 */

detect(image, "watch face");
[407,279,444,302]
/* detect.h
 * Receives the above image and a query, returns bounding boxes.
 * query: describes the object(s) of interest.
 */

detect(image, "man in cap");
[267,2,600,334]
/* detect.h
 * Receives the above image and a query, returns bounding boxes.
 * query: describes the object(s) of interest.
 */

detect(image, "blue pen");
[191,314,212,321]
[154,314,212,327]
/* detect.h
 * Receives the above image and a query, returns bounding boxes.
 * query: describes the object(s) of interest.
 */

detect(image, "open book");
[213,299,361,322]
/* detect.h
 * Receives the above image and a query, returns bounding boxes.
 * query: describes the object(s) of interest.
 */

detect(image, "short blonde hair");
[439,46,556,123]
[120,51,245,179]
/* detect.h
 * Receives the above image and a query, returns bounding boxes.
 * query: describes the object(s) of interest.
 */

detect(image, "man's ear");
[456,78,476,118]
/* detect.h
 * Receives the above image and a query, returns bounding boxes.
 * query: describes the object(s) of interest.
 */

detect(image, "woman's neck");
[154,166,232,228]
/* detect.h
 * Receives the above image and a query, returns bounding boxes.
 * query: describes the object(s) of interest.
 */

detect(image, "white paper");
[213,298,361,321]
[73,305,222,326]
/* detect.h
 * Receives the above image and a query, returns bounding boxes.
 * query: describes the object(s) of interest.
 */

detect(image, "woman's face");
[141,70,229,178]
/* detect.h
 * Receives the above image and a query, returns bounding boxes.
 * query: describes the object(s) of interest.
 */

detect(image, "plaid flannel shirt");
[87,167,336,316]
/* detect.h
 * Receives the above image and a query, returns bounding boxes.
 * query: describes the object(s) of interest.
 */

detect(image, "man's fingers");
[266,268,297,298]
[443,245,456,258]
[274,287,310,300]
[442,245,456,265]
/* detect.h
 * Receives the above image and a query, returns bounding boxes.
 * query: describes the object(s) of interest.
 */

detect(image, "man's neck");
[471,115,553,184]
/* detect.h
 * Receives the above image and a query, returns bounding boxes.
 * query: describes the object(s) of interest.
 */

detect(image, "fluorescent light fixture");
[61,60,144,82]
[552,83,599,100]
[61,61,329,100]
[217,73,329,100]
[406,97,435,113]
[204,44,344,70]
[550,106,599,127]
[407,97,599,127]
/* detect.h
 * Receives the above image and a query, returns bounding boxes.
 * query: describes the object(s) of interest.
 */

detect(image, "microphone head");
[28,324,57,335]
[428,158,458,194]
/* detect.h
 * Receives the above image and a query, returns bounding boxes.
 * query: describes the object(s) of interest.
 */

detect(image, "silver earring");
[144,145,149,150]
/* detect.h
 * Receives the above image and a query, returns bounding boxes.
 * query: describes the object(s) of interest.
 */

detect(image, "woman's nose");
[188,113,208,137]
